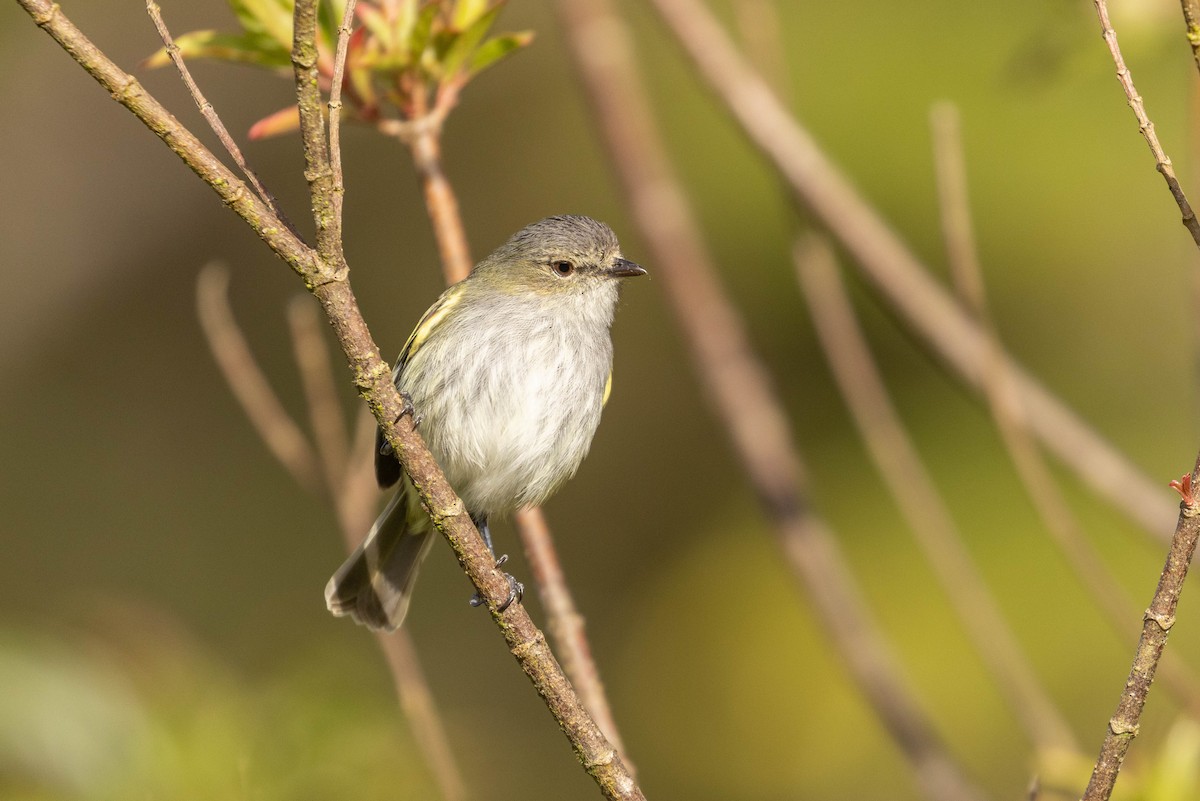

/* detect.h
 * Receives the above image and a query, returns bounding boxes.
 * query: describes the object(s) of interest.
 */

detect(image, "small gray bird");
[326,216,646,631]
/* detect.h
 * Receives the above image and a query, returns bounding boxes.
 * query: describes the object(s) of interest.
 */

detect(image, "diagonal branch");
[1093,0,1200,249]
[643,0,1177,542]
[145,0,294,233]
[20,0,320,280]
[196,264,321,493]
[288,295,351,499]
[1081,459,1200,801]
[793,235,1080,755]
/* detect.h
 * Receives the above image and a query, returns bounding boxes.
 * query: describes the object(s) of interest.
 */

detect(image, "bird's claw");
[468,554,524,612]
[378,392,421,457]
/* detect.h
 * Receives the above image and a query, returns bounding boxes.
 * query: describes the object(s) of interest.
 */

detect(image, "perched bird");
[326,216,646,631]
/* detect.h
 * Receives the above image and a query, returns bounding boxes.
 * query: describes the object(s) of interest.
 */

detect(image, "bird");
[325,215,646,631]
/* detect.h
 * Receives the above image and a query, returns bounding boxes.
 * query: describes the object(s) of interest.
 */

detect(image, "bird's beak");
[606,258,647,278]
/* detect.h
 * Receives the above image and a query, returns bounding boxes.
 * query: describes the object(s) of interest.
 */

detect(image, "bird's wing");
[375,282,468,489]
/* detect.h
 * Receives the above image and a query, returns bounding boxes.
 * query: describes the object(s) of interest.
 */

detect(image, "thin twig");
[643,0,1177,542]
[930,103,1200,720]
[556,2,986,800]
[288,296,351,498]
[145,0,294,233]
[1080,459,1200,801]
[793,235,1079,755]
[1181,0,1200,78]
[328,0,357,237]
[732,0,789,97]
[1093,0,1200,249]
[16,1,644,795]
[196,264,322,493]
[377,632,467,801]
[386,118,474,284]
[341,404,382,537]
[292,0,344,268]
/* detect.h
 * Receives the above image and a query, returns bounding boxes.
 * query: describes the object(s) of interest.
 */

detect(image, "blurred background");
[4,0,1200,799]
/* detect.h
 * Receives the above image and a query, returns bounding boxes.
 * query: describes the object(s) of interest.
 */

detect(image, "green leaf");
[144,30,292,69]
[438,3,501,79]
[466,30,531,79]
[226,0,294,48]
[408,3,440,65]
[450,0,489,30]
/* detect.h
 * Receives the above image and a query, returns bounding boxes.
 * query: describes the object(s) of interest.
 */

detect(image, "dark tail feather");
[325,486,435,631]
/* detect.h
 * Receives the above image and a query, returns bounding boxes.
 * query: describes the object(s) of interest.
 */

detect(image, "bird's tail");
[325,482,435,631]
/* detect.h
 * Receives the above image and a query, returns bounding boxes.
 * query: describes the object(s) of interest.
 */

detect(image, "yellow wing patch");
[602,371,612,408]
[397,283,466,371]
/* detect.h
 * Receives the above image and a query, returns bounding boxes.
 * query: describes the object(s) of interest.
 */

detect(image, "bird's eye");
[552,260,574,276]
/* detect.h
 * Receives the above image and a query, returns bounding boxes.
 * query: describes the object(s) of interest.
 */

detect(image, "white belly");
[401,309,611,517]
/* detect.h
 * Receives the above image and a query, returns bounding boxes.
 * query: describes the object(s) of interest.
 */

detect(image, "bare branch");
[643,0,1177,541]
[145,0,294,232]
[794,235,1079,755]
[556,2,986,799]
[1092,0,1200,250]
[1181,0,1200,77]
[377,632,467,801]
[384,118,475,284]
[20,0,320,279]
[1081,459,1200,800]
[196,264,322,493]
[340,404,383,537]
[292,0,343,267]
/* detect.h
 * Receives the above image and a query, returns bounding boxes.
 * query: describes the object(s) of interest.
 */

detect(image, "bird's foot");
[469,554,524,612]
[378,392,422,457]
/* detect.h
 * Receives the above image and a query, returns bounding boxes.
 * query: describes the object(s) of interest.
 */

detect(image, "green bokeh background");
[3,1,1200,799]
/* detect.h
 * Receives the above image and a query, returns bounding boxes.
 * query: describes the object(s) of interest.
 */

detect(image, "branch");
[1092,0,1200,249]
[1182,0,1200,78]
[196,264,322,494]
[16,1,643,796]
[19,0,320,280]
[383,116,475,284]
[556,2,986,800]
[145,0,294,233]
[1081,460,1200,801]
[288,296,350,494]
[642,0,1177,542]
[793,235,1079,755]
[292,0,342,267]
